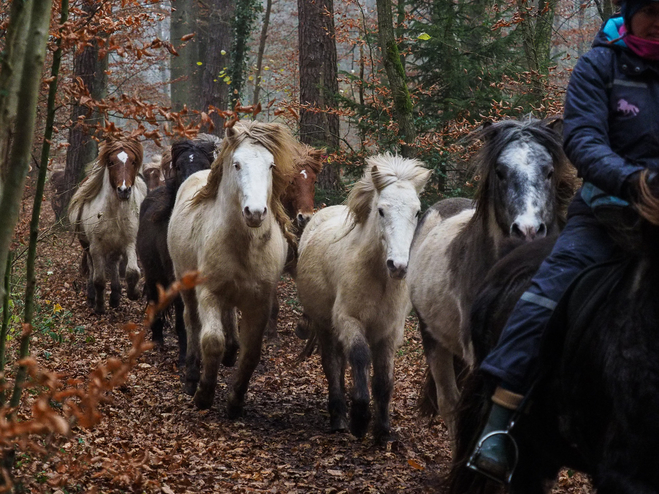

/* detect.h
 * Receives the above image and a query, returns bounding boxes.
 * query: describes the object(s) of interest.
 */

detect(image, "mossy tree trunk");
[252,0,272,106]
[376,0,416,158]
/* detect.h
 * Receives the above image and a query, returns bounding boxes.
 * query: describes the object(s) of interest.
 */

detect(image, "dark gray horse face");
[492,137,555,241]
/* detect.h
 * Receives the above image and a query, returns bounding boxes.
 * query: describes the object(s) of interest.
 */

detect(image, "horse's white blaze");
[233,143,274,225]
[189,153,194,162]
[117,151,128,164]
[300,169,308,179]
[119,179,128,191]
[378,184,420,275]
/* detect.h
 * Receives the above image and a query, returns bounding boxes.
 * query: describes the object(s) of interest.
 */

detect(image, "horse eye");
[547,169,554,180]
[378,208,385,217]
[415,210,421,218]
[495,168,505,180]
[270,163,275,170]
[233,162,241,170]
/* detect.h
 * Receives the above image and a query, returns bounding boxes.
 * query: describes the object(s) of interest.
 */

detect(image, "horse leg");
[428,343,461,442]
[174,295,186,367]
[226,304,270,419]
[336,314,371,438]
[221,308,239,367]
[85,251,95,308]
[264,290,280,343]
[144,275,164,347]
[194,288,226,410]
[371,338,395,441]
[181,289,202,396]
[124,243,141,301]
[318,322,348,432]
[109,255,121,308]
[90,247,106,315]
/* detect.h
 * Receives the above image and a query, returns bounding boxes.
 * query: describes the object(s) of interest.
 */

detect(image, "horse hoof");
[330,416,349,433]
[127,289,140,301]
[227,392,244,419]
[183,381,198,396]
[177,354,186,368]
[373,423,392,443]
[295,319,311,339]
[94,305,106,315]
[109,294,121,308]
[193,390,214,410]
[349,404,371,438]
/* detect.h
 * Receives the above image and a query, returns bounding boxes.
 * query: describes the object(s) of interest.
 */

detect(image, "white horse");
[167,121,297,416]
[407,118,575,441]
[296,154,431,439]
[68,139,147,314]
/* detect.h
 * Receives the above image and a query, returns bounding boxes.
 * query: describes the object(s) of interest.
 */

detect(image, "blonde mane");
[192,121,299,246]
[68,139,144,219]
[294,143,325,174]
[347,153,429,225]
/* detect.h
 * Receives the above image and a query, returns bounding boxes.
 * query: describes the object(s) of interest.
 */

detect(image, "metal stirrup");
[466,429,520,485]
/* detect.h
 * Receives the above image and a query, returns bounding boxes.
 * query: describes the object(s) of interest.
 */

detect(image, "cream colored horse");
[167,121,297,417]
[68,139,146,314]
[296,154,431,439]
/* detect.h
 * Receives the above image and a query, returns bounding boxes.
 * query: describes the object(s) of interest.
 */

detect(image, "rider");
[469,0,659,482]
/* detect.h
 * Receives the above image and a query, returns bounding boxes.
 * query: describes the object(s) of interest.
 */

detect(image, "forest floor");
[6,182,594,493]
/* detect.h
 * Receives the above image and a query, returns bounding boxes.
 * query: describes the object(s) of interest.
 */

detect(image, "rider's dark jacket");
[564,16,659,201]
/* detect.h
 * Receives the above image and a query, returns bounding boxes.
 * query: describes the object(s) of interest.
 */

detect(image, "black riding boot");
[467,387,524,483]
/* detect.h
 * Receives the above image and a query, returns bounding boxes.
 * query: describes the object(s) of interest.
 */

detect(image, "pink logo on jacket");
[617,99,639,116]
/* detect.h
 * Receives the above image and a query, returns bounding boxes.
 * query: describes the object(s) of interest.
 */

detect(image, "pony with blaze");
[407,118,576,440]
[296,154,431,439]
[448,177,659,493]
[167,121,297,416]
[68,139,147,314]
[136,138,215,366]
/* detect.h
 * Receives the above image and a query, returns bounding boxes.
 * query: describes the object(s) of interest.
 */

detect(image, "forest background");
[0,0,614,488]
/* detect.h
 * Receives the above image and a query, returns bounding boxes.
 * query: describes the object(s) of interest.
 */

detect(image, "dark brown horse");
[449,181,659,493]
[136,138,215,366]
[68,139,146,314]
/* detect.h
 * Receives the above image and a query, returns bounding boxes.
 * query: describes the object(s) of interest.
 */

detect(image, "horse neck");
[353,211,388,278]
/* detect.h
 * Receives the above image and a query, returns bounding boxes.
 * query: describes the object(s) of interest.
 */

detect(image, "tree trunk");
[229,0,259,107]
[0,0,54,300]
[252,0,272,106]
[376,0,416,157]
[56,0,108,221]
[298,0,340,190]
[199,0,233,135]
[0,0,33,192]
[171,0,202,112]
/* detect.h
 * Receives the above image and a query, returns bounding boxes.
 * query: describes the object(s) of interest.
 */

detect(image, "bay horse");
[296,154,431,439]
[407,118,576,439]
[448,181,659,493]
[68,139,147,314]
[167,121,297,416]
[136,138,215,366]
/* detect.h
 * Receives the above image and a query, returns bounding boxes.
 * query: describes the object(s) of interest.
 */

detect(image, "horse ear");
[545,117,564,137]
[412,168,433,193]
[225,125,237,140]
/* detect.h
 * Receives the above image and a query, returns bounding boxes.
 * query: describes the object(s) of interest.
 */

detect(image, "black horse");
[448,188,659,493]
[136,138,215,366]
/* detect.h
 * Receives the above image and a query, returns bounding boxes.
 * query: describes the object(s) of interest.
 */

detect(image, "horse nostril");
[386,259,395,271]
[537,223,547,237]
[511,223,523,238]
[244,206,251,217]
[262,206,267,217]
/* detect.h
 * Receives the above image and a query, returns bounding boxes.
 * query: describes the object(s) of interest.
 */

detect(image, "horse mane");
[68,139,144,218]
[636,170,659,226]
[191,121,298,246]
[194,133,223,159]
[347,153,430,225]
[471,117,577,228]
[294,143,325,174]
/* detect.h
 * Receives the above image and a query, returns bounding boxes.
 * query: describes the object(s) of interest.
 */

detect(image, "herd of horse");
[64,118,659,493]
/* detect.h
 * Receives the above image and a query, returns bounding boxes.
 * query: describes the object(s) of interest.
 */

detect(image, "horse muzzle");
[386,259,408,279]
[116,186,132,201]
[296,212,313,229]
[510,221,547,241]
[243,206,267,228]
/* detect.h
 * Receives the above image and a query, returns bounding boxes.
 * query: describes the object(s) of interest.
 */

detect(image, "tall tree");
[0,0,54,298]
[252,0,272,106]
[229,0,261,107]
[376,0,416,157]
[57,0,108,220]
[298,0,340,189]
[198,0,234,134]
[171,0,202,112]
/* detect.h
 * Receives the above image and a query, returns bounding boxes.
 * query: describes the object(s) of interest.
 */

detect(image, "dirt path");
[9,187,592,493]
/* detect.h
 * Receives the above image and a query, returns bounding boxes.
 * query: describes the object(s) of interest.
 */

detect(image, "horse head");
[170,139,215,189]
[349,154,431,279]
[285,145,324,229]
[103,140,143,201]
[474,118,573,242]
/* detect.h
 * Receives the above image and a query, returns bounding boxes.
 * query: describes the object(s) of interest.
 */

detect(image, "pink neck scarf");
[619,24,659,61]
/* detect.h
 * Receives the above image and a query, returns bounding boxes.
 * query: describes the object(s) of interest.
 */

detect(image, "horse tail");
[445,371,501,494]
[295,313,318,362]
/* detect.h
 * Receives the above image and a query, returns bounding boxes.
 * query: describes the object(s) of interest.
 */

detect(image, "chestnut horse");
[168,121,297,417]
[68,139,147,314]
[282,144,324,231]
